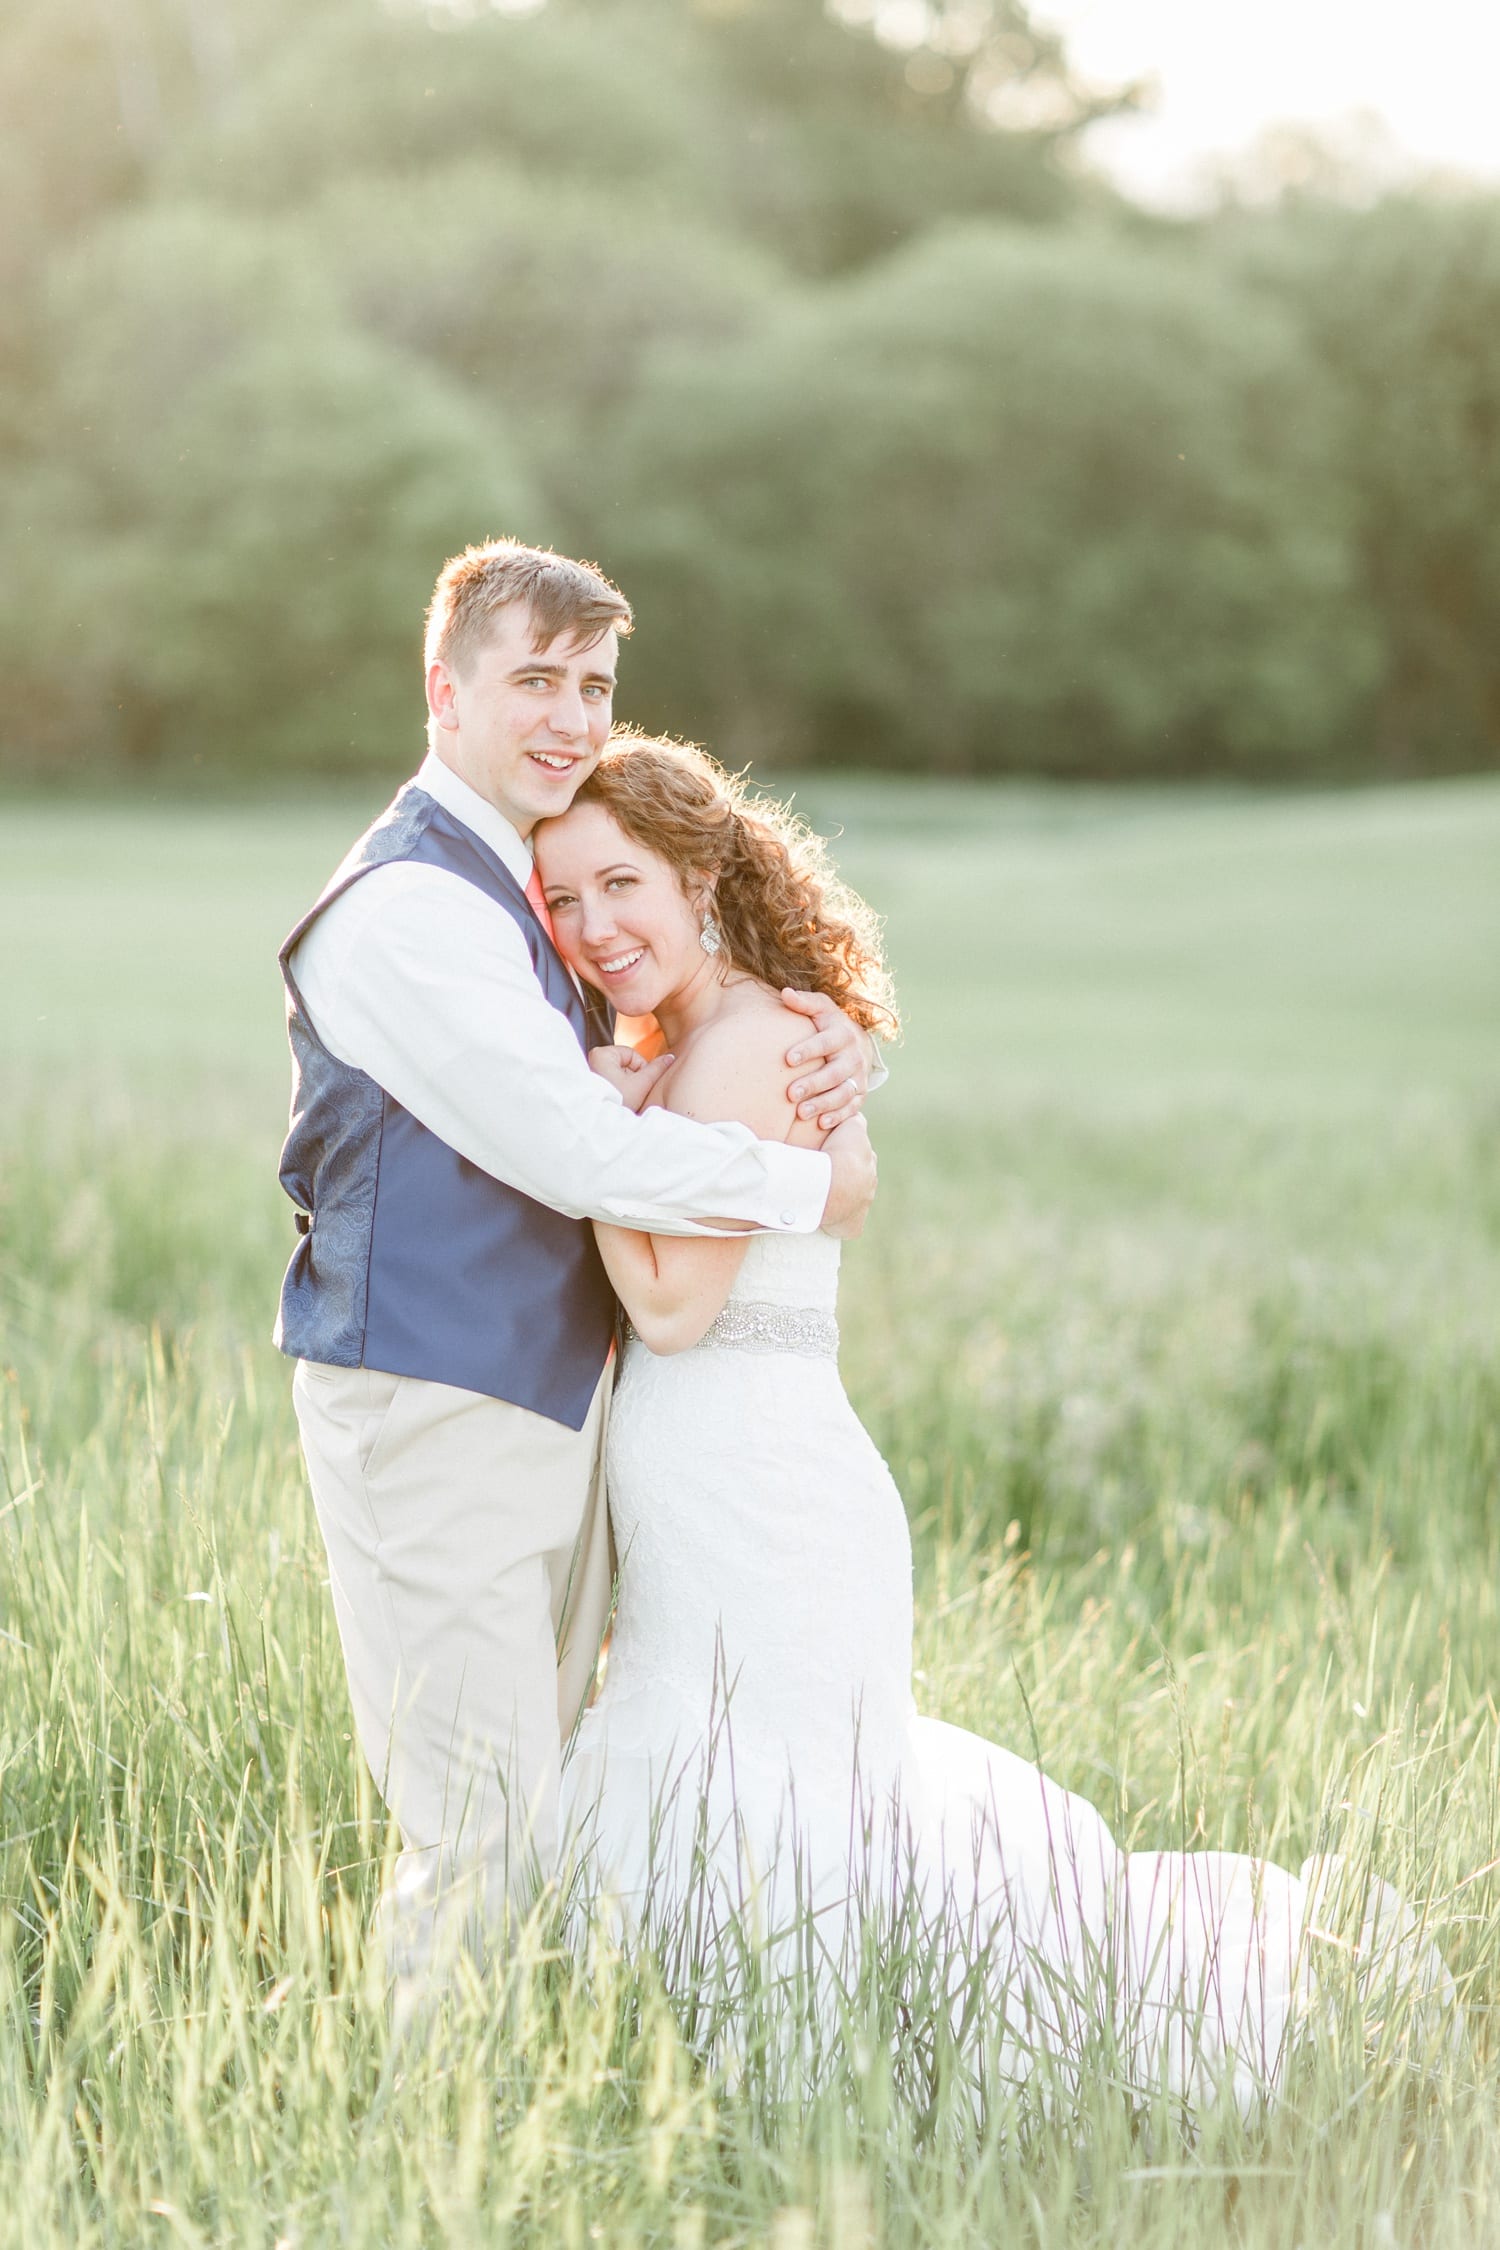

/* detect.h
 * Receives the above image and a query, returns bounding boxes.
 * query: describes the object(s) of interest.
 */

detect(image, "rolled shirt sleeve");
[289,861,831,1237]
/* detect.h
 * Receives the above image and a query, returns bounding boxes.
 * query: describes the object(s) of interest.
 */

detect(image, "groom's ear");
[426,659,460,733]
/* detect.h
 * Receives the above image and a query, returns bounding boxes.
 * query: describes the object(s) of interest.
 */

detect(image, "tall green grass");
[2,780,1498,2243]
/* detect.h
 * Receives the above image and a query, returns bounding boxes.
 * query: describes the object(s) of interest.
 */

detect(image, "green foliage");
[1227,195,1500,775]
[302,162,785,483]
[0,0,1497,780]
[1,205,530,772]
[158,0,1104,271]
[160,0,728,218]
[0,2,141,304]
[596,0,1124,272]
[599,225,1377,772]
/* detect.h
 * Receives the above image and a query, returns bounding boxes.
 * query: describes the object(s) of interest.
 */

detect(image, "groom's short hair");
[425,539,633,676]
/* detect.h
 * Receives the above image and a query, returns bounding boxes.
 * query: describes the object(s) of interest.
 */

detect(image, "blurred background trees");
[2,0,1496,781]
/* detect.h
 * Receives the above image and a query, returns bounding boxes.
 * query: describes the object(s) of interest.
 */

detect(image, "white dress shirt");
[288,752,832,1236]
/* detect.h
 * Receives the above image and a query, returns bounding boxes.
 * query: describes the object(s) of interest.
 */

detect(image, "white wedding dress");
[560,1232,1455,2113]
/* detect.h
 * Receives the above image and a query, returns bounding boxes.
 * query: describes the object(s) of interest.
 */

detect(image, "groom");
[275,537,876,2015]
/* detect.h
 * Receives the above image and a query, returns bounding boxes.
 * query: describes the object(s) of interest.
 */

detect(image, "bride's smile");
[537,798,732,1043]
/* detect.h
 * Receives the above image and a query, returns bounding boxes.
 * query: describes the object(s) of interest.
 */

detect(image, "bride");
[533,734,1455,2115]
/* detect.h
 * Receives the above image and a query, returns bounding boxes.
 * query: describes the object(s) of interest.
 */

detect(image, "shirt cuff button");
[779,1211,797,1227]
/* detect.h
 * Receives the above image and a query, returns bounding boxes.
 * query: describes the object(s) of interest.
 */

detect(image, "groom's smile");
[425,598,618,836]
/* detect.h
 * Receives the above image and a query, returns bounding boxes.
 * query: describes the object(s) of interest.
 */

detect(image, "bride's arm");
[593,1007,826,1355]
[590,1220,747,1356]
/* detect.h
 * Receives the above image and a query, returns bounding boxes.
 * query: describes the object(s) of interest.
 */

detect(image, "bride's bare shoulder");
[660,989,818,1144]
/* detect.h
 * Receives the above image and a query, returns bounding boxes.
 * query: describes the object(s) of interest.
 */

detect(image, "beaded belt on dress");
[624,1299,839,1360]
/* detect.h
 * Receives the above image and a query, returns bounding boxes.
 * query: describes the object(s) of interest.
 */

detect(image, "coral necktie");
[524,862,556,946]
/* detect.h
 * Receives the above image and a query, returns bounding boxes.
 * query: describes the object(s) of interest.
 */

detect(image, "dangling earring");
[699,910,723,957]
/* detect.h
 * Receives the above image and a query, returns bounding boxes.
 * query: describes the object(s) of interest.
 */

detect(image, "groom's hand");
[588,1043,677,1113]
[819,1116,877,1239]
[781,990,875,1131]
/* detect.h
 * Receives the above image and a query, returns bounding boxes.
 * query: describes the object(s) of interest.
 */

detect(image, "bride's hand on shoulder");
[587,1042,677,1114]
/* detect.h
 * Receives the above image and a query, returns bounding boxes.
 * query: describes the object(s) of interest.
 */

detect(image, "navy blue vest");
[274,781,618,1430]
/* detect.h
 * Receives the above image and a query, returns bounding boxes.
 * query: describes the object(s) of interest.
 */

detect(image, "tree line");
[3,0,1497,781]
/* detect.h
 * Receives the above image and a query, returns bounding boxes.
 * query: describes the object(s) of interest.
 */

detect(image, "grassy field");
[2,776,1498,2247]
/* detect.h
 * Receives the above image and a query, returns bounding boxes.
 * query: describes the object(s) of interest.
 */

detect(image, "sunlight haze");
[1036,0,1500,205]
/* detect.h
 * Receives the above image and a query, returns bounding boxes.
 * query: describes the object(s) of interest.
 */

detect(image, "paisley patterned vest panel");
[274,782,616,1430]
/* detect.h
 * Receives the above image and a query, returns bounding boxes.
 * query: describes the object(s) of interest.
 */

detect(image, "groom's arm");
[290,861,854,1237]
[616,1000,884,1130]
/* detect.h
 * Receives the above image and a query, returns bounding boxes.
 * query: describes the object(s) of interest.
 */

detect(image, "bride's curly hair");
[571,733,899,1039]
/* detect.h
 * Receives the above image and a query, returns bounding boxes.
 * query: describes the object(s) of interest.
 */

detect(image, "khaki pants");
[292,1358,612,2015]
